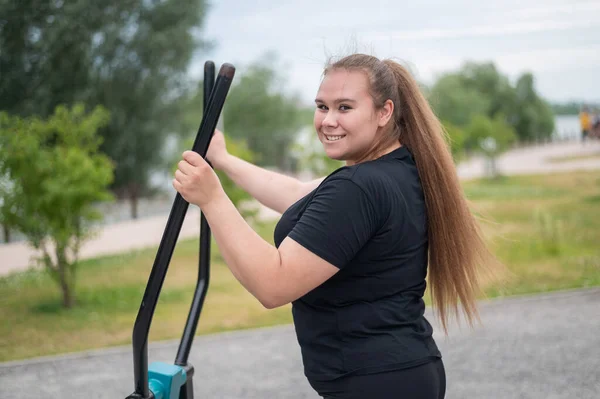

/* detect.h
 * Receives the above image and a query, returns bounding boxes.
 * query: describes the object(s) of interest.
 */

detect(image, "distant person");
[592,109,600,139]
[579,105,591,142]
[173,54,500,399]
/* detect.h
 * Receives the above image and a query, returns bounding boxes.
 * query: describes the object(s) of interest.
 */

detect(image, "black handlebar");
[128,63,235,399]
[174,60,217,367]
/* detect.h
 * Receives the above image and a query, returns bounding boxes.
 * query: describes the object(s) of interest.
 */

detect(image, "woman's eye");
[316,104,351,111]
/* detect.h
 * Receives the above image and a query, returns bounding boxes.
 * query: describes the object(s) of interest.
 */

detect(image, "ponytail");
[326,54,500,333]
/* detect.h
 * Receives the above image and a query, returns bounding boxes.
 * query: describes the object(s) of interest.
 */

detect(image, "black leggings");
[309,359,446,399]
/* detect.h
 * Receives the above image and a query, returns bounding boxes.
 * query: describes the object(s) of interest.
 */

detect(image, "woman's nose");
[322,111,337,127]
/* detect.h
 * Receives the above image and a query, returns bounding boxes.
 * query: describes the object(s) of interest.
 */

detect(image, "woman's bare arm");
[219,154,324,214]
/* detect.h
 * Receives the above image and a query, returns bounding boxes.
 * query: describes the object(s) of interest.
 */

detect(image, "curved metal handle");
[174,60,216,367]
[128,63,236,399]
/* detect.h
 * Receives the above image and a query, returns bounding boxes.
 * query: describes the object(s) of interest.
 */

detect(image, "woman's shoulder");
[318,163,393,198]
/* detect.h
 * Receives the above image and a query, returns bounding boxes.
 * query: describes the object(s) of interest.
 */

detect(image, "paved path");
[456,140,600,179]
[1,288,598,398]
[1,141,599,277]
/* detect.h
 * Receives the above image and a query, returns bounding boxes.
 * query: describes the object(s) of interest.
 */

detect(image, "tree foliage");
[464,114,518,178]
[0,0,211,217]
[221,54,312,171]
[429,62,555,144]
[0,104,114,307]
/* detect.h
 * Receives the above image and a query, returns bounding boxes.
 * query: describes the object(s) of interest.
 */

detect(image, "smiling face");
[314,68,394,165]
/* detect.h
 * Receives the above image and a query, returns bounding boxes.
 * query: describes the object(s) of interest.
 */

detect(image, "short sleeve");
[287,178,380,269]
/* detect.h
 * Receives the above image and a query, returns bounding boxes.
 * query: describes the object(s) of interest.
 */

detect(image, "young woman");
[173,54,497,399]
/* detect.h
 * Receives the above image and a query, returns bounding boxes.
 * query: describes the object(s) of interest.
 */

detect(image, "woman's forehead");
[317,69,370,100]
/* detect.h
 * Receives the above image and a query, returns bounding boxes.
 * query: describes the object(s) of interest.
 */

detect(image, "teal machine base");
[147,362,187,399]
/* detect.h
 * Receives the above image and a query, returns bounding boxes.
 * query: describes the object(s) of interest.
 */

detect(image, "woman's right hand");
[206,128,229,170]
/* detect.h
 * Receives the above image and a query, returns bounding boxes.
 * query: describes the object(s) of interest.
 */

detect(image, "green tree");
[464,114,517,178]
[458,62,516,120]
[513,73,555,141]
[0,0,100,117]
[0,104,114,308]
[441,121,467,162]
[89,0,211,218]
[0,0,212,218]
[429,74,490,127]
[428,62,554,143]
[221,54,312,171]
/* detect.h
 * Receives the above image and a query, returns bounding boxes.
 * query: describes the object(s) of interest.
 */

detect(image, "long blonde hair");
[324,54,499,333]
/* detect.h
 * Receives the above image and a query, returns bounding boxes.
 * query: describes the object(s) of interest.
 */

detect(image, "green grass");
[463,171,600,296]
[1,171,600,362]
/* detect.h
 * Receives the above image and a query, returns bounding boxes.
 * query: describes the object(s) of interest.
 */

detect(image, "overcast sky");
[191,0,600,106]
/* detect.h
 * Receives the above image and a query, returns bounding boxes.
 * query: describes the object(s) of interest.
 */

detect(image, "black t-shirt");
[274,146,441,382]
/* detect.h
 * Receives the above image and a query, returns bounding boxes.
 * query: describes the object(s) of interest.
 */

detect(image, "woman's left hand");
[173,151,224,207]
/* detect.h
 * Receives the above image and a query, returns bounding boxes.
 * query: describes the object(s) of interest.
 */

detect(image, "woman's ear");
[378,99,394,127]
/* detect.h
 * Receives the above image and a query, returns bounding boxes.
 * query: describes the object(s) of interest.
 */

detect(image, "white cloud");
[363,19,596,42]
[194,0,600,102]
[513,1,600,19]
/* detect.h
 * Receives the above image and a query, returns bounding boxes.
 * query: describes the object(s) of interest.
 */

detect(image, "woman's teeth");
[325,135,345,141]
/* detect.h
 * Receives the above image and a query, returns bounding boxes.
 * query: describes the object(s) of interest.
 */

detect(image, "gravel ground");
[1,288,599,399]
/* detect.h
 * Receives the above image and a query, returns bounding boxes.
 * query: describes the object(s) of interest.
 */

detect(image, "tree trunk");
[490,156,498,179]
[59,269,74,308]
[2,224,10,243]
[129,183,139,219]
[56,243,75,308]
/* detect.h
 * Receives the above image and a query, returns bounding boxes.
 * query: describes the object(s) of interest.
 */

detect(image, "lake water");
[553,115,581,140]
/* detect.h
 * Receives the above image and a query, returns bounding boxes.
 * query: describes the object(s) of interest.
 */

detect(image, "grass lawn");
[1,170,599,362]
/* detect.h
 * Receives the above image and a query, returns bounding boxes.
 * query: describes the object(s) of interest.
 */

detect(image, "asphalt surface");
[1,288,599,398]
